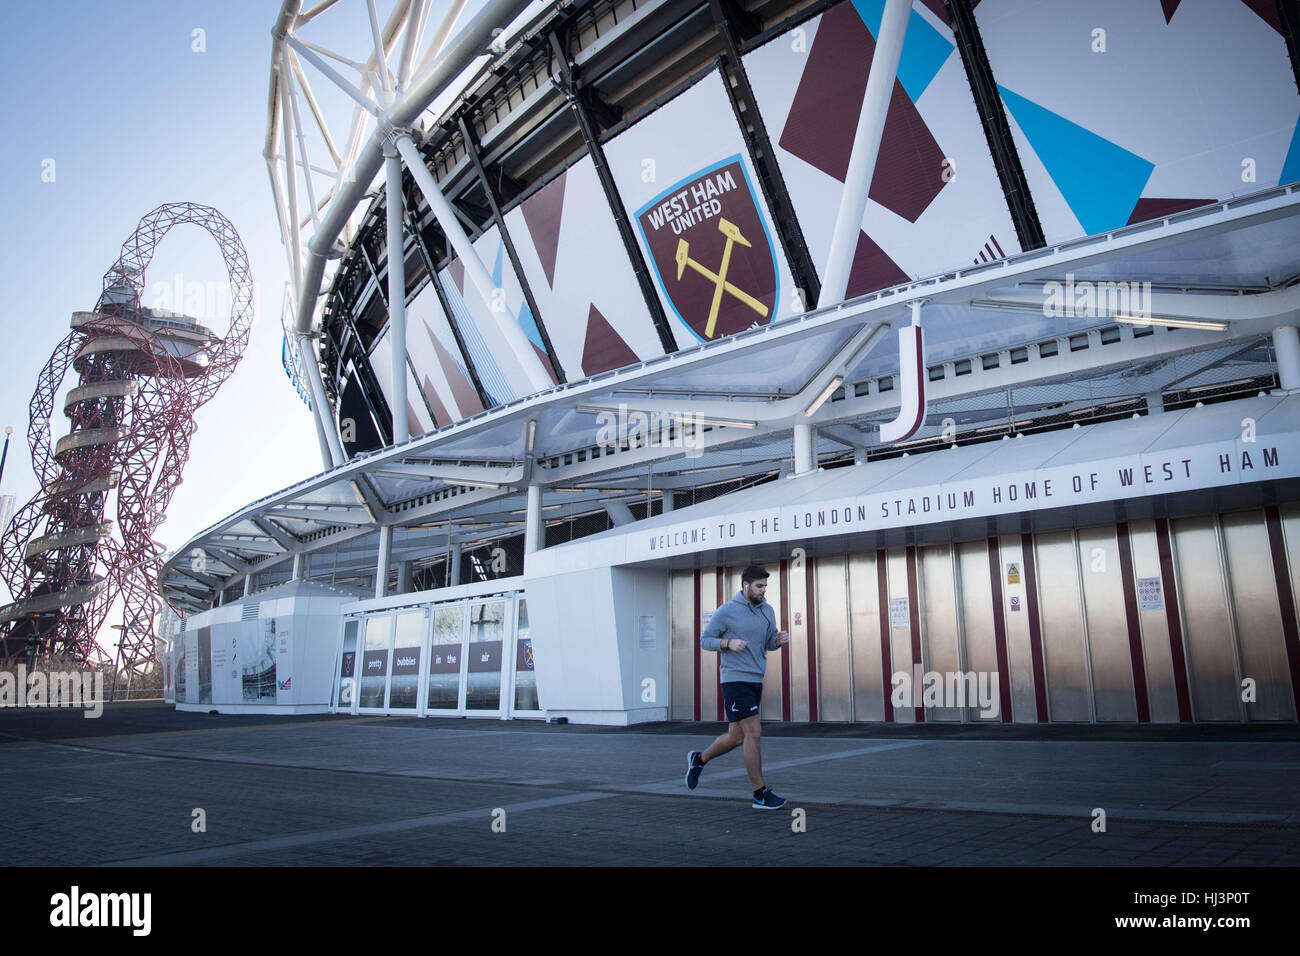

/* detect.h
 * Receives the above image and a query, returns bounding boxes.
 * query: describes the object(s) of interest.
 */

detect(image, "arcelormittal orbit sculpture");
[0,203,253,671]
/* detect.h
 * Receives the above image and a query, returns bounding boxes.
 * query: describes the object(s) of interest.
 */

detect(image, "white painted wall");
[174,581,354,715]
[526,564,669,725]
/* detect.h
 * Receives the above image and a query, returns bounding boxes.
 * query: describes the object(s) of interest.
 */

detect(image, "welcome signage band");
[636,437,1294,561]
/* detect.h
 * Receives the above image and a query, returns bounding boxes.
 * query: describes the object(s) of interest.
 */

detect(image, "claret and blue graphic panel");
[975,0,1300,242]
[402,283,486,427]
[369,279,487,436]
[368,326,435,437]
[435,223,557,407]
[743,0,1022,295]
[503,155,667,377]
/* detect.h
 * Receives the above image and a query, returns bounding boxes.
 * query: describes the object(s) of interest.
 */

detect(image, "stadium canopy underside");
[159,187,1300,611]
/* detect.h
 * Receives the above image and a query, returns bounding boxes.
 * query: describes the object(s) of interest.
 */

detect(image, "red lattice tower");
[0,203,253,670]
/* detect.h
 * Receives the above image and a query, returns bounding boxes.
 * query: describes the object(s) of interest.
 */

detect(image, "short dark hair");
[741,565,770,584]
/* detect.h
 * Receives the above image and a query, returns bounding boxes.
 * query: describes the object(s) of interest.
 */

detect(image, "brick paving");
[1,702,1297,866]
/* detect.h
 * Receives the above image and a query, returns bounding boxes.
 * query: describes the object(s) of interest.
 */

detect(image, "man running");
[684,564,790,809]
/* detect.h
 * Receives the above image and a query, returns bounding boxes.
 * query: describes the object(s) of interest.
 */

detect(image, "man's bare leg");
[739,714,764,790]
[701,721,744,764]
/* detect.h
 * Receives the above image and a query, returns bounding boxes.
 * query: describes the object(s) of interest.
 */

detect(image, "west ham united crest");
[636,156,779,342]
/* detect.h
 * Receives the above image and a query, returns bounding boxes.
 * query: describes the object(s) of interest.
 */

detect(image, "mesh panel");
[458,536,525,584]
[547,510,615,547]
[675,471,781,508]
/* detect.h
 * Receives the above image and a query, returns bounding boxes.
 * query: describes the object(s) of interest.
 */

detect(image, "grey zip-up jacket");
[700,591,781,683]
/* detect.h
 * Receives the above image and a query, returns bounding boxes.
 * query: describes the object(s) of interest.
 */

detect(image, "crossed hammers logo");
[675,217,770,338]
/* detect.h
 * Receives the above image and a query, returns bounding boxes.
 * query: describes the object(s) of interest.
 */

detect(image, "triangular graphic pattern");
[999,85,1154,236]
[779,3,948,222]
[1242,0,1283,34]
[871,82,949,223]
[846,230,910,298]
[407,401,424,440]
[917,0,949,21]
[520,170,567,289]
[918,0,979,17]
[1281,115,1300,187]
[582,304,640,376]
[423,318,484,415]
[533,342,560,384]
[851,0,955,103]
[517,300,546,351]
[1126,197,1213,225]
[447,257,465,294]
[490,236,549,354]
[421,373,452,428]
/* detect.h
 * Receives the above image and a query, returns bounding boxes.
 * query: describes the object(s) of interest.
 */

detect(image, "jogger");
[684,565,790,809]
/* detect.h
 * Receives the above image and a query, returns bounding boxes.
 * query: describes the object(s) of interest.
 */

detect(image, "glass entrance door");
[426,604,466,714]
[333,619,359,713]
[466,600,507,716]
[388,610,426,713]
[509,597,541,716]
[358,614,392,712]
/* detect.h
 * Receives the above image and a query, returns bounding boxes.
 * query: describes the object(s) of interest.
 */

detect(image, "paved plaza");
[1,702,1297,866]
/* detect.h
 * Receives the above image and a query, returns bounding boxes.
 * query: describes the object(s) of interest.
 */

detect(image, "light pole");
[0,425,12,488]
[109,623,126,702]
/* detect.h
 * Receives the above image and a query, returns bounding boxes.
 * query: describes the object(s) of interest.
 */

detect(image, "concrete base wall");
[544,707,669,726]
[175,703,331,715]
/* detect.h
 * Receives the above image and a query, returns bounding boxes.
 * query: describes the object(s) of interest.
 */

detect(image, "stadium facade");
[161,0,1300,726]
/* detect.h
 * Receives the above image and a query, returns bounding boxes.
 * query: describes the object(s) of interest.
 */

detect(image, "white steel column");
[661,492,674,513]
[524,484,543,553]
[821,0,910,304]
[277,49,304,292]
[309,407,333,468]
[299,334,346,467]
[605,499,635,526]
[392,132,552,393]
[448,541,462,585]
[1274,325,1300,391]
[384,140,410,442]
[243,574,254,597]
[793,423,816,475]
[396,560,412,594]
[292,552,304,580]
[375,525,393,599]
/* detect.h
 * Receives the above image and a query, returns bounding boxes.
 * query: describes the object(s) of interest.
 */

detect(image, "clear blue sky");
[0,2,341,652]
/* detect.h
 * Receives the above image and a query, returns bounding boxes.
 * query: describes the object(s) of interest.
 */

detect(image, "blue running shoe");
[752,786,786,810]
[685,751,705,790]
